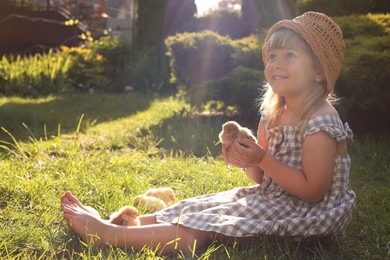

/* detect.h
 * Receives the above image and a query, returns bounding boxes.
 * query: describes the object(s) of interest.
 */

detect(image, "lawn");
[0,92,389,259]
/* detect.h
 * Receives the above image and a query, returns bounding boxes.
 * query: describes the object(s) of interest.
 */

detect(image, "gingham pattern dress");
[155,114,356,238]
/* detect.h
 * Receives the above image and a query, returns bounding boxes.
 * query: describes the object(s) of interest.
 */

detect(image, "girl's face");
[264,31,325,99]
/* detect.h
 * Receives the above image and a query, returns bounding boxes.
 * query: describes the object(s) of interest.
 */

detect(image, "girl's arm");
[245,119,268,184]
[245,167,264,184]
[222,120,267,184]
[229,131,337,203]
[222,145,264,184]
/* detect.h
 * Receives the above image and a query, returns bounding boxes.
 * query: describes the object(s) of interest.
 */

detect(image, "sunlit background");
[195,0,219,16]
[195,0,241,16]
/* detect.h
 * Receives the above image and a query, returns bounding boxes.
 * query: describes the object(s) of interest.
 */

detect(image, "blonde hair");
[260,28,337,134]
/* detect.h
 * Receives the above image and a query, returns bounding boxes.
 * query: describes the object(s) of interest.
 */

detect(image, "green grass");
[0,93,389,259]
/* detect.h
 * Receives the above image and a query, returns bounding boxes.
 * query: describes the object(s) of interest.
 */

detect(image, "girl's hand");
[228,138,266,168]
[222,143,248,168]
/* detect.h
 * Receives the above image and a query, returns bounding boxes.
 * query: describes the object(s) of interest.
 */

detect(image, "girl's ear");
[315,69,326,83]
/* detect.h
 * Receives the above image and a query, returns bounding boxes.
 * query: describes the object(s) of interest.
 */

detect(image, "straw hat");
[262,11,345,93]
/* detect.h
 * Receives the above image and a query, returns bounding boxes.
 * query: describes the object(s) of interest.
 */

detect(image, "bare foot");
[60,192,111,247]
[60,191,101,218]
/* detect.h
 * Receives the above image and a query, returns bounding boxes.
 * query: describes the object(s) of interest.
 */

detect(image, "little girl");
[60,11,356,253]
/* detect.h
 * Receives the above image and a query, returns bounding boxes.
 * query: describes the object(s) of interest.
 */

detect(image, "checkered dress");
[155,114,356,238]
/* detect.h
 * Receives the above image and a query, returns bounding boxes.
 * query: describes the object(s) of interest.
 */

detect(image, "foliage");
[337,35,390,133]
[334,13,389,38]
[165,30,261,86]
[241,0,262,36]
[162,0,197,38]
[134,0,168,52]
[186,66,265,126]
[131,0,199,92]
[296,0,390,16]
[0,93,388,259]
[63,36,133,92]
[0,36,133,96]
[333,14,390,134]
[125,46,173,92]
[61,45,109,92]
[253,0,296,28]
[197,9,245,39]
[0,50,71,97]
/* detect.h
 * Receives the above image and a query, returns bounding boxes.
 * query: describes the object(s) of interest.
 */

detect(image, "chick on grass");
[133,195,166,212]
[144,187,175,204]
[109,206,140,226]
[109,187,176,226]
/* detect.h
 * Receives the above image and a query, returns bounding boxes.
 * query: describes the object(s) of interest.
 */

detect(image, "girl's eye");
[269,53,277,62]
[287,52,296,59]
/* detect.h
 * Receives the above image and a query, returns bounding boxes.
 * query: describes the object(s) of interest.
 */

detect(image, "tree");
[253,0,295,28]
[241,0,261,36]
[162,0,197,38]
[134,0,168,51]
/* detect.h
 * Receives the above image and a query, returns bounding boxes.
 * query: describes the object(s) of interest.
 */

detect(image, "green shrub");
[334,14,389,39]
[86,36,133,92]
[61,45,109,92]
[0,36,133,96]
[297,0,390,16]
[165,30,261,86]
[125,46,174,92]
[186,66,265,125]
[330,14,390,134]
[0,50,71,96]
[65,36,133,92]
[336,35,390,133]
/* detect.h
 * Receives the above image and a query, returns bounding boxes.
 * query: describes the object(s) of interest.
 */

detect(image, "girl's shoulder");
[305,103,353,143]
[310,101,338,118]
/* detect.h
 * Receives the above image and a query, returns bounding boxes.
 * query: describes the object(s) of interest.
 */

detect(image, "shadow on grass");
[0,92,155,143]
[147,111,259,157]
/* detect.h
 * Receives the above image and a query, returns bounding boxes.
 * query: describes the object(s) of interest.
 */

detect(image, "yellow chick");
[219,121,257,146]
[144,187,176,204]
[133,195,166,212]
[109,206,140,226]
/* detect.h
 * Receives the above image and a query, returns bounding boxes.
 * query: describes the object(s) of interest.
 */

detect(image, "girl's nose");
[272,58,283,69]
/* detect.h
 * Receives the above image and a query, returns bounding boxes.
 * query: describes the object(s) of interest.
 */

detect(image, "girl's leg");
[62,191,157,225]
[60,192,101,217]
[138,214,158,225]
[61,192,215,253]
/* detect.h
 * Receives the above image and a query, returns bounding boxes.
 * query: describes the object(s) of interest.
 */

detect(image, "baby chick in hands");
[219,121,257,146]
[109,206,140,226]
[144,187,176,204]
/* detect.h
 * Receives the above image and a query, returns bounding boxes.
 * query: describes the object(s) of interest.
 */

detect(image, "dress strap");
[304,115,353,143]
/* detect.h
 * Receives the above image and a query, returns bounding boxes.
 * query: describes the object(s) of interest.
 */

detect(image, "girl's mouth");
[273,76,288,80]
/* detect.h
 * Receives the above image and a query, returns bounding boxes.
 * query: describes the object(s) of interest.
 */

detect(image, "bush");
[186,66,265,125]
[330,14,390,134]
[297,0,390,16]
[0,36,133,96]
[196,9,244,39]
[125,46,174,93]
[0,50,72,96]
[334,13,389,39]
[65,36,133,92]
[165,30,261,86]
[336,35,390,134]
[61,45,110,92]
